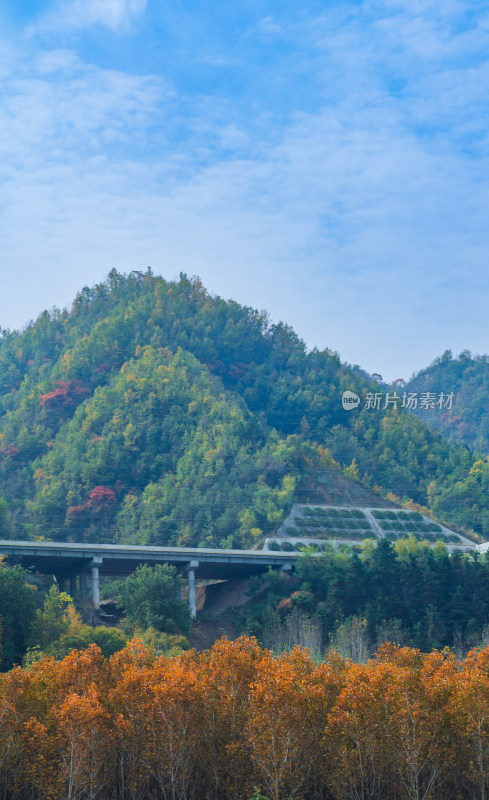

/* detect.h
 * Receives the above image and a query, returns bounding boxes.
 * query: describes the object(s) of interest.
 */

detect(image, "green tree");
[0,558,37,670]
[27,585,72,652]
[113,564,191,634]
[134,626,190,656]
[48,606,127,659]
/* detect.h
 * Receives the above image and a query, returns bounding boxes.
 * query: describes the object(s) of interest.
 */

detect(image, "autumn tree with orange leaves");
[1,635,489,799]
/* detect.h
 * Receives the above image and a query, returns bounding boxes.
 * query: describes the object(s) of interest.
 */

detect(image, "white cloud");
[29,0,147,34]
[34,49,82,74]
[2,80,488,380]
[249,16,286,41]
[219,124,249,151]
[0,50,166,178]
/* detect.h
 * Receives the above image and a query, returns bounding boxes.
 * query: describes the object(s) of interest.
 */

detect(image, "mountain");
[0,269,487,545]
[404,350,489,455]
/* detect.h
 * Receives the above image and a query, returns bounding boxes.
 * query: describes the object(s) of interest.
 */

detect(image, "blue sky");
[1,0,489,381]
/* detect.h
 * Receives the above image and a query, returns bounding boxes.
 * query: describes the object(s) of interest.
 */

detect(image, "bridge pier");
[80,571,87,599]
[91,557,103,607]
[69,574,77,599]
[187,560,199,619]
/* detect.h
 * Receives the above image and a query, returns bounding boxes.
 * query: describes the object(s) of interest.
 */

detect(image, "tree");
[454,647,489,800]
[330,616,370,663]
[112,564,191,634]
[247,647,342,800]
[49,606,127,659]
[27,585,72,653]
[55,684,112,800]
[0,558,37,670]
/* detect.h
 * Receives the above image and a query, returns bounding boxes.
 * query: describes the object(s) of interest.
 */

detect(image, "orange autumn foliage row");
[1,637,489,799]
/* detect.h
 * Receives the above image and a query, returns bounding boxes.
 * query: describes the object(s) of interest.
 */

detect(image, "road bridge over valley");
[0,540,301,618]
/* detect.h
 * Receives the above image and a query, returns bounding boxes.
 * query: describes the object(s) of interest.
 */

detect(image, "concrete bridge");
[0,540,301,618]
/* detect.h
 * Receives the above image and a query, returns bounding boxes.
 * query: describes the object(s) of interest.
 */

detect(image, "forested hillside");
[0,269,488,544]
[405,350,489,455]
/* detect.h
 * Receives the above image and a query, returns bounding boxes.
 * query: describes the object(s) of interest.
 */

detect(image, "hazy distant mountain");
[404,351,489,455]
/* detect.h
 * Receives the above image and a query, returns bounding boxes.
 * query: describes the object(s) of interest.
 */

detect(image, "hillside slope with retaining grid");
[262,505,475,554]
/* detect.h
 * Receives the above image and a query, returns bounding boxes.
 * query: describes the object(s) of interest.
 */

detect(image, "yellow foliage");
[469,459,485,476]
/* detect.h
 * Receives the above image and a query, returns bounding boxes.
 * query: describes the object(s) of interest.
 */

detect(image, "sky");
[1,0,489,381]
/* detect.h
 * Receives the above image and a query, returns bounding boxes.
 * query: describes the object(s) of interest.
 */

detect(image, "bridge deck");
[0,540,300,579]
[0,540,302,616]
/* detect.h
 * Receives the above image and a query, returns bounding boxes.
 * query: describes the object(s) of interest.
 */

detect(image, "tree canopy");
[111,564,191,635]
[0,558,36,670]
